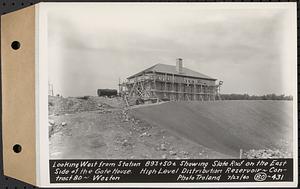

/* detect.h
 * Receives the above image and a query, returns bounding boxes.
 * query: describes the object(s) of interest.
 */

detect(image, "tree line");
[220,93,293,101]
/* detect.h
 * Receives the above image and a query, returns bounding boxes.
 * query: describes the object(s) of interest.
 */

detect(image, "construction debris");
[140,132,151,137]
[48,96,125,115]
[244,149,290,159]
[160,144,167,151]
[49,120,55,126]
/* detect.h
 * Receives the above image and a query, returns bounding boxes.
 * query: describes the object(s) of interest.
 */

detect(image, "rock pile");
[48,96,116,115]
[49,120,68,138]
[244,149,289,159]
[120,109,151,133]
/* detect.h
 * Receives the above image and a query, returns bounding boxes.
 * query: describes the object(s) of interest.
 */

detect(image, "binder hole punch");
[11,41,21,50]
[13,144,22,153]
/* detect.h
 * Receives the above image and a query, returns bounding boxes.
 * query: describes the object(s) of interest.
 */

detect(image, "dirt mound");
[131,100,293,157]
[48,96,125,115]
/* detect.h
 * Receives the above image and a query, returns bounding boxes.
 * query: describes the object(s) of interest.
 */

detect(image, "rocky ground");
[49,96,292,159]
[243,149,292,159]
[49,96,230,159]
[243,138,293,159]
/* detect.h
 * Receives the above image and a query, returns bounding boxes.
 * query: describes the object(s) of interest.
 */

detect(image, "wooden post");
[208,86,211,101]
[179,79,181,101]
[172,74,175,101]
[194,81,196,100]
[164,73,167,98]
[200,84,202,93]
[124,96,129,107]
[129,79,137,97]
[239,149,243,159]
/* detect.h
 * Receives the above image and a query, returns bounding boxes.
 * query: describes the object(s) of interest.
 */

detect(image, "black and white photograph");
[0,2,297,187]
[47,3,296,161]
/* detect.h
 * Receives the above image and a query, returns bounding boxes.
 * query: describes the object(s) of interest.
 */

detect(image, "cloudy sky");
[47,3,296,97]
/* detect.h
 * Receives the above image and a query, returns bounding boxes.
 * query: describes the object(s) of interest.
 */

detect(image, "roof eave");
[127,71,217,81]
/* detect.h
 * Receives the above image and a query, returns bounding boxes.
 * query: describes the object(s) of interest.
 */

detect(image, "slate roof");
[127,63,216,80]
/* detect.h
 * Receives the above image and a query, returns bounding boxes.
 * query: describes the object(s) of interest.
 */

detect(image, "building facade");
[120,58,222,103]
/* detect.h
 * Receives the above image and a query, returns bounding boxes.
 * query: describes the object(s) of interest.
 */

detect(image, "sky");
[47,3,296,97]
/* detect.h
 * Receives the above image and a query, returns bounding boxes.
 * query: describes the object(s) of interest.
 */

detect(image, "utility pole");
[48,82,54,96]
[118,77,121,96]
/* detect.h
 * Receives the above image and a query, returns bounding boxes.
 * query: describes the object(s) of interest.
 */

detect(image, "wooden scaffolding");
[120,72,223,104]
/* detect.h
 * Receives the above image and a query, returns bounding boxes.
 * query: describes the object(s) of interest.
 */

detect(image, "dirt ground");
[49,97,293,159]
[49,96,229,159]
